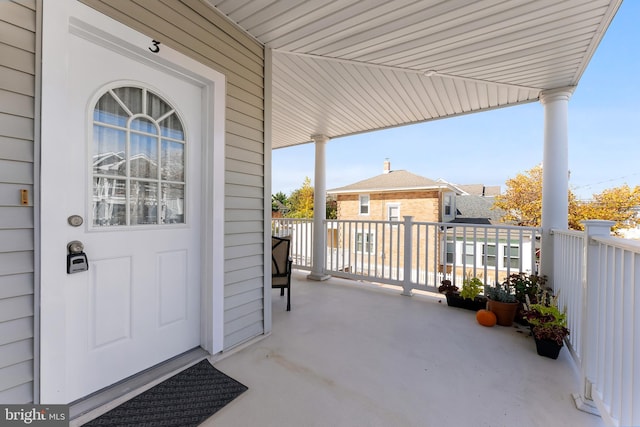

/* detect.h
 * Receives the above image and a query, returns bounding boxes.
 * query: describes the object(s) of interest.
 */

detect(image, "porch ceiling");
[208,0,622,149]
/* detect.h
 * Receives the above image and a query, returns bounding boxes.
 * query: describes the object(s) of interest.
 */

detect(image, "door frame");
[39,0,225,403]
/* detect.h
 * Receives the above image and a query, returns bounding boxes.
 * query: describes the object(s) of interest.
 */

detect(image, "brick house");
[326,161,461,278]
[325,161,532,282]
[327,160,460,224]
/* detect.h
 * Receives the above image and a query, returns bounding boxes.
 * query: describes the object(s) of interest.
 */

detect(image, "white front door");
[40,2,225,403]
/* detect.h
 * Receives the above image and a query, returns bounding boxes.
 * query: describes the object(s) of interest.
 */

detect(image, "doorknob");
[68,240,84,254]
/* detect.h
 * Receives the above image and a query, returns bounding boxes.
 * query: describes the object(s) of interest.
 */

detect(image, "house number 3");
[149,40,160,53]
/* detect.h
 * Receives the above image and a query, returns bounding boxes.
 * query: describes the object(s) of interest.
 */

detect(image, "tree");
[576,184,640,235]
[326,195,337,220]
[287,177,314,218]
[272,191,289,213]
[493,165,544,227]
[493,165,640,234]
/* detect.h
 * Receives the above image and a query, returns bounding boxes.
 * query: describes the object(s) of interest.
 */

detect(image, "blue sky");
[272,1,639,201]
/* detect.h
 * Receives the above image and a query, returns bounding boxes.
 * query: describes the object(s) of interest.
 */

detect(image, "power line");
[573,172,640,190]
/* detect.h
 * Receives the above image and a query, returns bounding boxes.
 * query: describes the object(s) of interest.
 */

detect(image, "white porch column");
[539,88,573,285]
[308,135,331,281]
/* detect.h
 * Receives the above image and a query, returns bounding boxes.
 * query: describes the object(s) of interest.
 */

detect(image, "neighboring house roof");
[456,184,501,197]
[436,179,501,197]
[327,170,459,194]
[454,195,505,224]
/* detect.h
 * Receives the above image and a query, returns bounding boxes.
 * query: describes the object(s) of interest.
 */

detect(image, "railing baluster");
[366,221,371,277]
[395,222,400,281]
[430,224,437,287]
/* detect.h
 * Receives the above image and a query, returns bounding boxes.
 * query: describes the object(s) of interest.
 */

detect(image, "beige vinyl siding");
[0,0,36,403]
[80,0,266,350]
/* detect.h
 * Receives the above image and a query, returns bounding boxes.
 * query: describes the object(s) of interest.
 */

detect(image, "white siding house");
[0,0,270,405]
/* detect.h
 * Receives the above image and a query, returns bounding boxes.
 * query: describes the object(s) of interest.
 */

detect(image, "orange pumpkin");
[476,309,497,327]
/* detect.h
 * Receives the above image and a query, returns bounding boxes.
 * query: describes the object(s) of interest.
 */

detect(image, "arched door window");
[91,86,186,226]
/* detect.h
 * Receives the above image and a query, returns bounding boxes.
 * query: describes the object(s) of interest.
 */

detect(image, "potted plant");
[438,279,458,295]
[531,324,570,359]
[484,283,518,326]
[504,273,547,324]
[523,294,569,359]
[439,277,486,311]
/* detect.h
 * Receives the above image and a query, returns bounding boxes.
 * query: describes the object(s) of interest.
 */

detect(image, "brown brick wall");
[334,191,445,275]
[337,191,442,222]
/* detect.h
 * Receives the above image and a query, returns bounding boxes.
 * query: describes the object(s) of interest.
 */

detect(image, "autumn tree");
[576,184,640,234]
[287,177,314,218]
[493,165,640,234]
[493,165,544,227]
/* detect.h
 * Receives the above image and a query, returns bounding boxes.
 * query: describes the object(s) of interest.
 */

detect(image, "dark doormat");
[84,360,247,427]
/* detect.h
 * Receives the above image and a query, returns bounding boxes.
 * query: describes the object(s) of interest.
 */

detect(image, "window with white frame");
[482,244,497,267]
[445,239,455,264]
[444,194,452,216]
[356,232,375,254]
[387,203,400,222]
[464,242,475,266]
[359,194,370,215]
[445,237,475,266]
[443,192,455,220]
[503,245,520,269]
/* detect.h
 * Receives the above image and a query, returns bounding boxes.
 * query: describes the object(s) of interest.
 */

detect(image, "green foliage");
[460,276,483,300]
[326,195,337,219]
[280,178,340,219]
[504,272,547,303]
[525,290,570,345]
[523,289,566,327]
[524,303,566,328]
[484,283,516,303]
[272,191,289,212]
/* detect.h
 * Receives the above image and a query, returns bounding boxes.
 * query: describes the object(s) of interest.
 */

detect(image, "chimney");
[383,158,391,174]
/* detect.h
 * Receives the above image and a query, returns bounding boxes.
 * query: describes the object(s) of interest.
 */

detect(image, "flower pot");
[487,299,518,326]
[445,293,487,311]
[534,337,563,359]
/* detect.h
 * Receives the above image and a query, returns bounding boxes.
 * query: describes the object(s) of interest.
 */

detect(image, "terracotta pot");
[487,299,519,326]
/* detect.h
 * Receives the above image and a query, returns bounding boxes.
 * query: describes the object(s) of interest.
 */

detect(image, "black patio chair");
[271,236,292,311]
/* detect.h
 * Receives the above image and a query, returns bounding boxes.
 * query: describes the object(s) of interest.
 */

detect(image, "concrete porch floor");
[205,271,604,427]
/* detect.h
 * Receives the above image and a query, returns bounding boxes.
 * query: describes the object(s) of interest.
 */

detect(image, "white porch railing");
[324,217,540,293]
[554,221,640,427]
[272,216,540,291]
[553,229,586,362]
[271,218,314,270]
